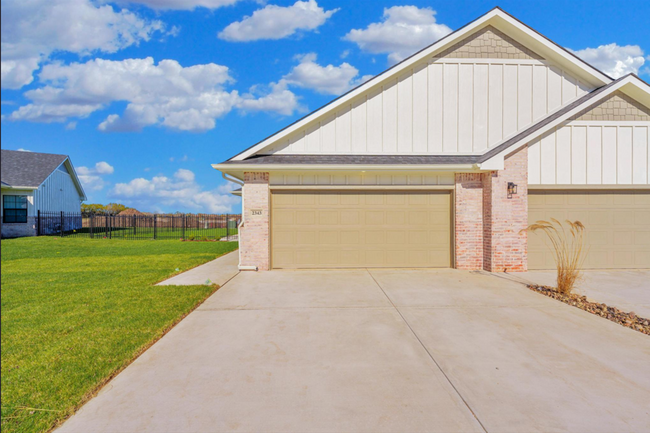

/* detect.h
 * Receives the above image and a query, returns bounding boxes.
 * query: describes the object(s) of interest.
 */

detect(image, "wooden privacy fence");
[37,211,241,241]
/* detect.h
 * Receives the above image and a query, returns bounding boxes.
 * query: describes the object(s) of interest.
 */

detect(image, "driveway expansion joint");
[366,269,489,433]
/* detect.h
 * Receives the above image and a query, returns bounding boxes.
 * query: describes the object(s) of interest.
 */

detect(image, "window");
[3,195,28,223]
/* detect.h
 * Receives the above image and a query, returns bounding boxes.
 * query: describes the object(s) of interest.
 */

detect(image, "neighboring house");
[214,8,650,272]
[1,150,86,238]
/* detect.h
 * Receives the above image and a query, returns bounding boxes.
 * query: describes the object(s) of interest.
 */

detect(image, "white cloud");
[238,81,304,116]
[1,0,164,89]
[283,53,370,95]
[218,0,338,42]
[77,161,114,191]
[571,44,646,79]
[115,0,242,10]
[65,121,77,130]
[110,169,239,213]
[6,57,301,132]
[344,6,451,64]
[16,148,31,152]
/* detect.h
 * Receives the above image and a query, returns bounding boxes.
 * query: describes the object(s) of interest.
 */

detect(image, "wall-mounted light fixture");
[507,182,517,199]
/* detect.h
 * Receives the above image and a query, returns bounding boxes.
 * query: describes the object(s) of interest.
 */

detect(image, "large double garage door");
[529,190,650,269]
[271,191,452,269]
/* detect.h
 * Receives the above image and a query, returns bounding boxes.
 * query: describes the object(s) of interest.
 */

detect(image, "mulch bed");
[529,285,650,336]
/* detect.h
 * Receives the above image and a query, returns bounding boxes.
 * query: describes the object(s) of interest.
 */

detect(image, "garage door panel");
[296,194,315,205]
[409,211,428,225]
[272,191,451,269]
[296,211,315,225]
[318,211,338,225]
[529,190,650,270]
[386,211,405,225]
[296,231,316,245]
[274,210,295,225]
[365,211,385,225]
[274,231,295,245]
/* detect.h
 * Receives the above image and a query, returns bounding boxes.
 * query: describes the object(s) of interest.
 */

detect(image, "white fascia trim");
[478,75,646,170]
[487,14,611,86]
[213,163,480,172]
[0,186,38,190]
[61,158,87,201]
[231,9,612,162]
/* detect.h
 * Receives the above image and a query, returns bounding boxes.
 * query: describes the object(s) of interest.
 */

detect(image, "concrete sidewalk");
[157,250,239,287]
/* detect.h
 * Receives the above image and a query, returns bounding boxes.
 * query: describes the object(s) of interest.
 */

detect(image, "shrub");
[521,219,586,294]
[187,234,195,241]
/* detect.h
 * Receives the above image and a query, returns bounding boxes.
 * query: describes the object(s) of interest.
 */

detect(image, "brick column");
[240,172,270,271]
[454,173,484,270]
[482,147,528,272]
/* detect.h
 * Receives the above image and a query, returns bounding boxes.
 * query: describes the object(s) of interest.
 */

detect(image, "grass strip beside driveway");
[1,237,238,433]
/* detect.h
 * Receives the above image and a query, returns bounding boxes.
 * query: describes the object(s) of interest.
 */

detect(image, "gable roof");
[226,7,613,163]
[215,74,650,176]
[478,74,650,168]
[1,149,87,199]
[1,150,67,187]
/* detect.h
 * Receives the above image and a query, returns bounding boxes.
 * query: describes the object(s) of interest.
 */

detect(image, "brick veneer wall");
[240,172,270,271]
[482,147,528,272]
[1,217,37,238]
[455,146,529,271]
[454,173,484,270]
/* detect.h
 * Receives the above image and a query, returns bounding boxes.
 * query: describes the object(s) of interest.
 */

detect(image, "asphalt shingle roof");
[1,149,68,188]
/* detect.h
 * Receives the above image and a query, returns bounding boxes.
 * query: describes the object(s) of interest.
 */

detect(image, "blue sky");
[2,0,649,214]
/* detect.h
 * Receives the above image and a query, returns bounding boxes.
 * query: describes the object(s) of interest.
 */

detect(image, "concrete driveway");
[58,269,650,433]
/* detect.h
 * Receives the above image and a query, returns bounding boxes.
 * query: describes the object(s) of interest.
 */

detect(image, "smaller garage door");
[528,190,650,269]
[271,190,451,269]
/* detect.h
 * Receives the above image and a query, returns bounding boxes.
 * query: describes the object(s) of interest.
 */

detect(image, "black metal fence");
[37,211,240,241]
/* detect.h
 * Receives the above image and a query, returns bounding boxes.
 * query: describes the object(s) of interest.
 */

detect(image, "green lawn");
[65,227,238,240]
[1,237,238,433]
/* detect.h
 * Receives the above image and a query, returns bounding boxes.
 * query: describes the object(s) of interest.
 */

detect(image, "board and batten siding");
[33,168,83,214]
[264,59,592,156]
[528,122,650,185]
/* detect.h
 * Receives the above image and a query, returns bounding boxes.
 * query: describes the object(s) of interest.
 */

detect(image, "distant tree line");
[81,203,130,215]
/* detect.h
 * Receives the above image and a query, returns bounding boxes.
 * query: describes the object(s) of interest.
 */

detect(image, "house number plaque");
[251,209,263,217]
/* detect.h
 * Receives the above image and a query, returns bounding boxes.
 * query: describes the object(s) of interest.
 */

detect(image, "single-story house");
[214,7,650,272]
[1,149,86,238]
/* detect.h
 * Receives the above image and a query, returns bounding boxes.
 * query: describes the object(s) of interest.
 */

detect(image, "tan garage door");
[528,190,650,269]
[271,191,451,269]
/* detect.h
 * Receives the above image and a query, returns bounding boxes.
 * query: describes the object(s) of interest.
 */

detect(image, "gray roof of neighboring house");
[221,155,480,165]
[1,149,68,188]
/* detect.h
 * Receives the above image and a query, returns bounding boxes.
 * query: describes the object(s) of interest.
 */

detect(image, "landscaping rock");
[528,284,650,336]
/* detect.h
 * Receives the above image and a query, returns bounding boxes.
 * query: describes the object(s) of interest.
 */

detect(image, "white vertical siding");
[397,71,413,152]
[383,78,398,153]
[33,169,83,213]
[528,122,650,185]
[270,59,594,155]
[412,64,428,153]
